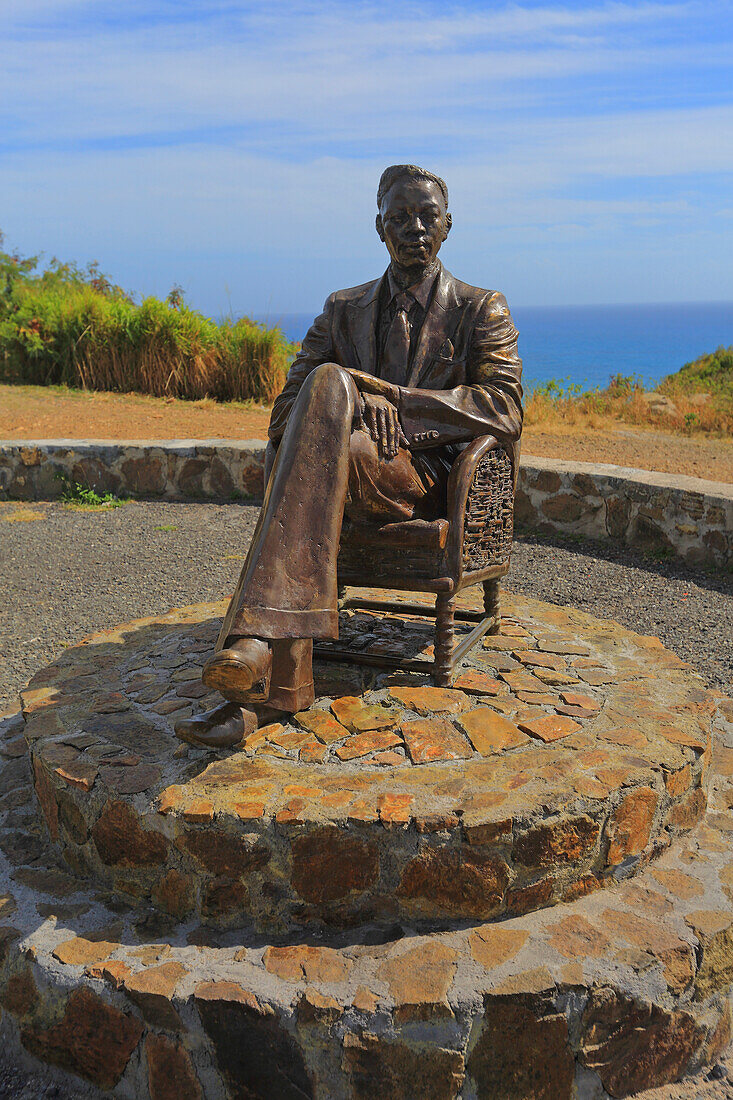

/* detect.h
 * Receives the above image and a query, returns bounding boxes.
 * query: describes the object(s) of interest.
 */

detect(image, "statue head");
[376,164,452,278]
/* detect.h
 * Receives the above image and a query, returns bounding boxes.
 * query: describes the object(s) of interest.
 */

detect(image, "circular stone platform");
[3,593,733,1099]
[21,588,714,934]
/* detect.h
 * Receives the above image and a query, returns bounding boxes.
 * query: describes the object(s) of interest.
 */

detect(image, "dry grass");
[524,381,732,437]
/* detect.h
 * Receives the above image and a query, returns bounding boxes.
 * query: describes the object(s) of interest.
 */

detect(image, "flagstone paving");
[0,591,730,1096]
[17,588,719,937]
[0,621,730,1096]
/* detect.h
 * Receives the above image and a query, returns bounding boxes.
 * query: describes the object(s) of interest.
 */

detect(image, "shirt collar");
[386,262,439,311]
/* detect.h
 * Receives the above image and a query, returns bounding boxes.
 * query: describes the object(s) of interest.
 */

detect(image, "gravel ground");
[0,497,731,1098]
[1,499,731,712]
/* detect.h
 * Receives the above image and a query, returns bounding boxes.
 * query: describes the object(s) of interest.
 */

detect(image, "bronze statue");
[177,164,523,748]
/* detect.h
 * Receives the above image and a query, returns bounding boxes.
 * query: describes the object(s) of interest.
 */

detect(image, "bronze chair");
[313,437,517,686]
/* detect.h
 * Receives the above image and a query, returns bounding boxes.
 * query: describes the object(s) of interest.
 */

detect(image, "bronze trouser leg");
[217,362,358,646]
[216,364,434,704]
[346,429,431,523]
[269,638,314,712]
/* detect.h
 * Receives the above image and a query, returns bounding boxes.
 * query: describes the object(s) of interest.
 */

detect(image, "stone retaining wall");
[1,439,731,569]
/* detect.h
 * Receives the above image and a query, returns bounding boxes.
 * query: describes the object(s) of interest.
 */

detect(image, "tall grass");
[524,369,733,436]
[0,238,292,404]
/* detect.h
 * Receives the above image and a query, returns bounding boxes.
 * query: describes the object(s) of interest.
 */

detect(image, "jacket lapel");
[406,265,463,388]
[345,276,383,376]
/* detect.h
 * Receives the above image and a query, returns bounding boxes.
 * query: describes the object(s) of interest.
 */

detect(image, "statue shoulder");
[326,277,382,305]
[445,274,512,317]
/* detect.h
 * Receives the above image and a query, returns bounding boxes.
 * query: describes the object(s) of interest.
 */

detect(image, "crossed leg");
[176,363,433,747]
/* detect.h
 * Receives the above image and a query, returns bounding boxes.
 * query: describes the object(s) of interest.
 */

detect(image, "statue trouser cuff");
[203,637,315,712]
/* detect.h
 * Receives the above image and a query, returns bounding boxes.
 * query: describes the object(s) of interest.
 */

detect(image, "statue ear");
[375,213,386,242]
[444,212,453,239]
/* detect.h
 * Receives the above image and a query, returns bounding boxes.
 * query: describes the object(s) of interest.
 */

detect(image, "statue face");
[377,178,451,272]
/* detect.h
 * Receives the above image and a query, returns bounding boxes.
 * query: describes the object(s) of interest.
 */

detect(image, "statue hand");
[346,368,401,405]
[361,394,405,460]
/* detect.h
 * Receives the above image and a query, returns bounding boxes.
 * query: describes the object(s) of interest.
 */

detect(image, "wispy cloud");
[1,0,731,309]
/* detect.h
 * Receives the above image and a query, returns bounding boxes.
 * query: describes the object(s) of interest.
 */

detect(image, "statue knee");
[304,362,358,408]
[308,362,349,388]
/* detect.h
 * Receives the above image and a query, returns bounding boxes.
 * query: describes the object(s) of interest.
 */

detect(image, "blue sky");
[2,0,732,316]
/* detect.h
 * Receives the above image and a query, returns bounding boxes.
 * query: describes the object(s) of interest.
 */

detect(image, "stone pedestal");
[2,589,732,1098]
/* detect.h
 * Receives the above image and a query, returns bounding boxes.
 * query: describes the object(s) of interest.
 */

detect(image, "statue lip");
[400,241,429,256]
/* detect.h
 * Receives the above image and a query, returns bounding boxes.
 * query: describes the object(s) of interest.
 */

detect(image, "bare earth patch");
[2,384,732,484]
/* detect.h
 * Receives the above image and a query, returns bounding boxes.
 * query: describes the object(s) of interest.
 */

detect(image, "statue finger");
[377,407,388,457]
[387,407,398,457]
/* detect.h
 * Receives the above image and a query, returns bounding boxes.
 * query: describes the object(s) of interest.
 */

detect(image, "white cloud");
[1,0,731,308]
[2,0,718,147]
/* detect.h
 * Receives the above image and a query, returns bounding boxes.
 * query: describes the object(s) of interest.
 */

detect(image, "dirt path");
[2,384,732,483]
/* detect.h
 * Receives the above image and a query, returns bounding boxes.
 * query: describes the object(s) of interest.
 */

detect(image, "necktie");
[380,292,412,385]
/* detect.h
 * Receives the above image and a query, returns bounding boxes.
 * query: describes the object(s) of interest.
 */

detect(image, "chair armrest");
[445,436,515,582]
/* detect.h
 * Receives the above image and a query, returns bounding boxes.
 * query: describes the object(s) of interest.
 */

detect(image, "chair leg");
[483,579,501,634]
[434,594,456,687]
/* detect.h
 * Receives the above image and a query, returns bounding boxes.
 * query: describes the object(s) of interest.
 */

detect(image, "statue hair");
[377,165,449,209]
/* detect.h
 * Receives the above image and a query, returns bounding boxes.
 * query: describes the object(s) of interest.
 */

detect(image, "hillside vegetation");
[659,345,733,399]
[525,345,732,436]
[0,236,292,404]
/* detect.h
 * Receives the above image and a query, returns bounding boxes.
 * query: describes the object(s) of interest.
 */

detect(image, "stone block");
[605,495,631,538]
[146,1034,203,1100]
[388,685,468,715]
[666,787,707,830]
[378,941,457,1023]
[579,987,704,1096]
[541,493,587,523]
[401,718,472,764]
[513,816,599,869]
[291,828,379,905]
[467,998,574,1100]
[343,1033,464,1100]
[685,909,733,1000]
[181,828,269,877]
[532,470,562,493]
[21,986,143,1091]
[607,786,658,865]
[195,980,313,1100]
[121,454,166,495]
[398,845,509,918]
[469,926,528,971]
[331,697,400,732]
[505,877,555,915]
[123,961,187,1029]
[457,709,529,754]
[91,799,168,867]
[0,967,38,1018]
[72,457,122,495]
[513,488,536,528]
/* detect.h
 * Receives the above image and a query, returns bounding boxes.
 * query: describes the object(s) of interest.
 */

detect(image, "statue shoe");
[202,637,272,705]
[174,701,257,749]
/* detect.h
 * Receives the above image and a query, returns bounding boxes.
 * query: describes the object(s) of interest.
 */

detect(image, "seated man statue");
[177,163,523,748]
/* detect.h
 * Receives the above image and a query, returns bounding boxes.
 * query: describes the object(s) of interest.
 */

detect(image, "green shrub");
[659,345,733,399]
[0,235,293,404]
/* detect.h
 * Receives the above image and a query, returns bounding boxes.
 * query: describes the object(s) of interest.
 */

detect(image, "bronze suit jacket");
[268,263,523,493]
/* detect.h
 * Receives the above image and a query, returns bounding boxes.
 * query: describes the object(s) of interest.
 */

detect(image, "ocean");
[256,301,733,392]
